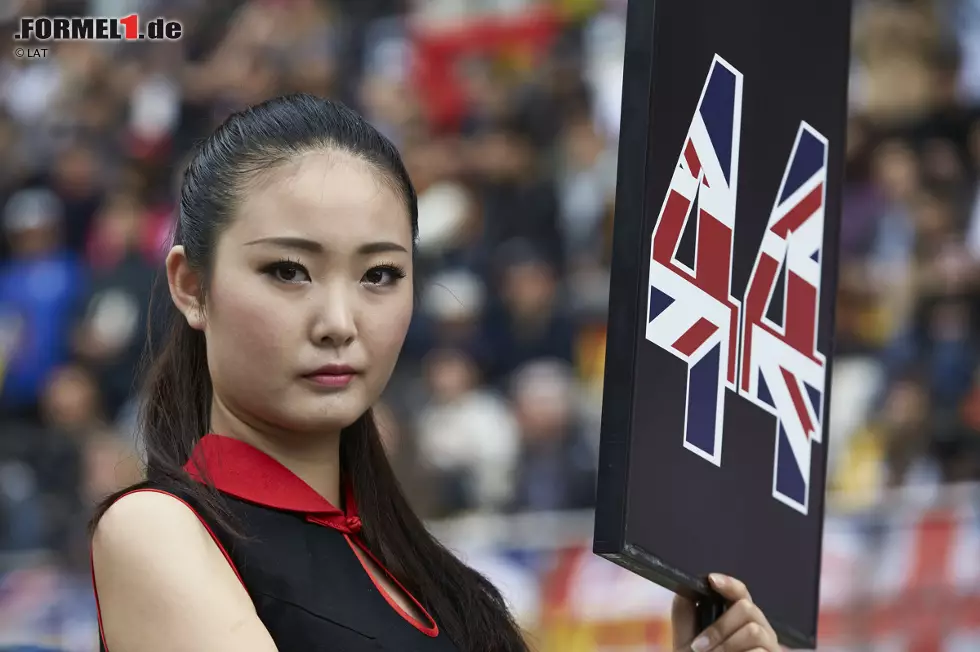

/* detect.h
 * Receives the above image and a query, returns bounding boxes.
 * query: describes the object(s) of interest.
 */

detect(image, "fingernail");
[709,573,726,587]
[691,635,711,652]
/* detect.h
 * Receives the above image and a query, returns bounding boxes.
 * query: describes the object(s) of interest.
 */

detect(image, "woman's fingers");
[712,621,777,652]
[676,575,778,652]
[688,598,760,651]
[708,573,751,603]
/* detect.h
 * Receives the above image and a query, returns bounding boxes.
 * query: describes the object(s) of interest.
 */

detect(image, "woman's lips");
[303,372,355,388]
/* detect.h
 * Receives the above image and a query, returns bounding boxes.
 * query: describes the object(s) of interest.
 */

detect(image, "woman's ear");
[166,245,206,331]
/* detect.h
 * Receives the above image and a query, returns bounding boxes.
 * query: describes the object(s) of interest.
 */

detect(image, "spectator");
[405,267,488,367]
[416,346,519,516]
[879,369,933,488]
[409,137,486,278]
[555,108,616,271]
[0,188,86,421]
[481,239,576,386]
[507,359,596,512]
[0,364,99,556]
[472,120,564,270]
[73,191,157,420]
[46,142,106,256]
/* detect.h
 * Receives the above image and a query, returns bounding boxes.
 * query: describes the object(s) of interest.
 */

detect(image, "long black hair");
[90,94,529,652]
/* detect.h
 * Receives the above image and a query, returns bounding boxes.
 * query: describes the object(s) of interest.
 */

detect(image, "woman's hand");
[671,574,780,652]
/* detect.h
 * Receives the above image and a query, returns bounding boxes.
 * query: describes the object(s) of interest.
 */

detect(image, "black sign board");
[593,0,853,647]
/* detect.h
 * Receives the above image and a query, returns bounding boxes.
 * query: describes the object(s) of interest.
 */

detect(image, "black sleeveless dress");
[93,433,461,652]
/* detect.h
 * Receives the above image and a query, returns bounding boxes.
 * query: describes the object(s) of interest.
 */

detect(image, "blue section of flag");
[700,63,737,184]
[776,424,806,507]
[649,285,674,323]
[804,382,822,423]
[757,371,774,408]
[810,249,820,263]
[686,342,720,455]
[779,129,825,203]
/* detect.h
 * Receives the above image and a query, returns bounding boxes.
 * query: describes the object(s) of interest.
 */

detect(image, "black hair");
[90,93,529,652]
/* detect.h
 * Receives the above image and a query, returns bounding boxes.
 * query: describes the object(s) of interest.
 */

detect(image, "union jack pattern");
[739,123,829,515]
[645,53,831,515]
[646,54,743,466]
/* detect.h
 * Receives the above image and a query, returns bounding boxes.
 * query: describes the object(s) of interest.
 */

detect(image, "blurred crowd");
[0,0,979,619]
[832,0,980,503]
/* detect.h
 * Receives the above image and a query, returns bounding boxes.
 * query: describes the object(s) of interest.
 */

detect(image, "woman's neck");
[209,397,343,508]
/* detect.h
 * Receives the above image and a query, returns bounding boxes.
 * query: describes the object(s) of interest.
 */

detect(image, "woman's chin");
[275,398,371,435]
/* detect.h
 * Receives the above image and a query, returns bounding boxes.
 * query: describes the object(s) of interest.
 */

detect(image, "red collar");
[183,433,361,535]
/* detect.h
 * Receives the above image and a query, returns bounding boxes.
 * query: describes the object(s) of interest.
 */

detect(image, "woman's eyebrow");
[244,237,408,255]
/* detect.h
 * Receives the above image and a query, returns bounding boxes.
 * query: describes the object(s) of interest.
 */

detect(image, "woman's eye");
[363,265,406,287]
[267,261,310,284]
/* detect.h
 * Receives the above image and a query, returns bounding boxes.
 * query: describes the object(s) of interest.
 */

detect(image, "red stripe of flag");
[741,254,779,392]
[653,190,694,283]
[672,318,719,357]
[683,140,702,178]
[771,184,823,237]
[785,272,818,356]
[695,210,733,303]
[780,367,814,438]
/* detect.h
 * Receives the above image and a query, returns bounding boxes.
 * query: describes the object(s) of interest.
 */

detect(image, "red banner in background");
[409,6,562,131]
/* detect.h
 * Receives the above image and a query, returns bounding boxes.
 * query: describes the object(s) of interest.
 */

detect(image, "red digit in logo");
[120,14,138,40]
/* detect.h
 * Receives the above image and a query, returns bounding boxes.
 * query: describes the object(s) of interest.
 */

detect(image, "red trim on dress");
[344,534,440,637]
[183,433,361,535]
[91,488,246,652]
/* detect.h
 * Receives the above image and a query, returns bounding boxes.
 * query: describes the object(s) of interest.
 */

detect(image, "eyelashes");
[263,258,309,284]
[365,261,407,286]
[261,258,407,287]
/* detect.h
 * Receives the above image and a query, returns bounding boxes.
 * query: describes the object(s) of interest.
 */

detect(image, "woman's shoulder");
[91,486,271,651]
[94,478,199,524]
[93,481,240,570]
[96,484,198,523]
[92,487,222,568]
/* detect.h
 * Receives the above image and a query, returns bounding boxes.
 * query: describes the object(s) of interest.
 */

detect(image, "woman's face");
[200,150,414,435]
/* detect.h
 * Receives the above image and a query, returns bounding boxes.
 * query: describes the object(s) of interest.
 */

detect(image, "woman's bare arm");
[92,491,279,652]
